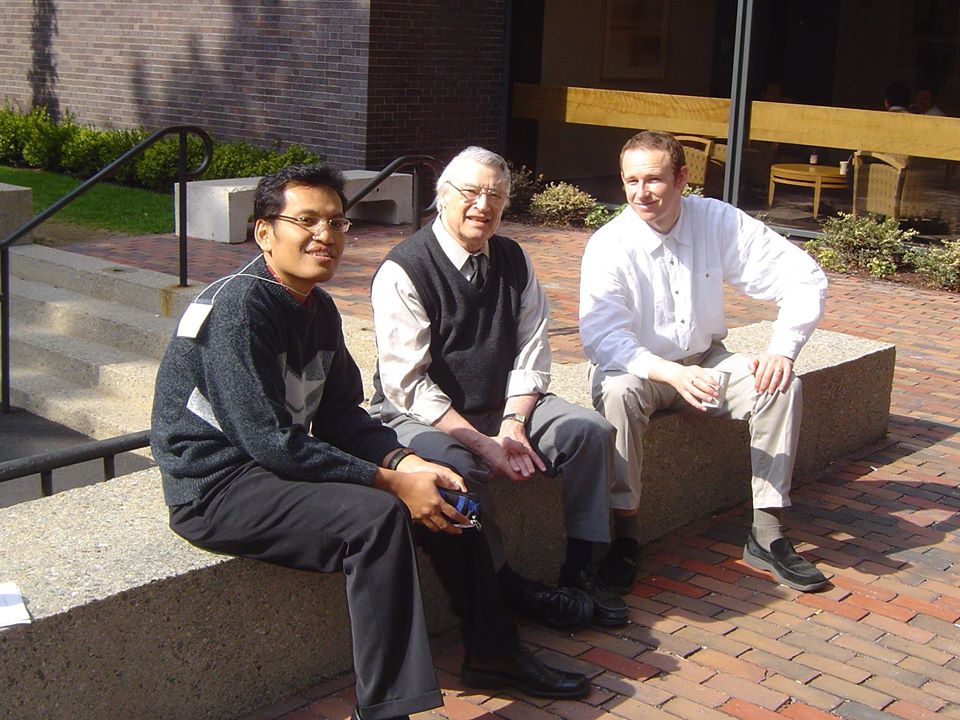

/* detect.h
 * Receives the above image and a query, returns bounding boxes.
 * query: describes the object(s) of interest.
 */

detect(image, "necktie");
[468,254,485,288]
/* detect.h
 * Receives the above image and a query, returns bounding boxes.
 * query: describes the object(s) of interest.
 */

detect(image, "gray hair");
[436,146,511,196]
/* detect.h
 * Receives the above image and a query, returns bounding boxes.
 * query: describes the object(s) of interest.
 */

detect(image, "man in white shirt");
[370,146,629,631]
[579,131,829,592]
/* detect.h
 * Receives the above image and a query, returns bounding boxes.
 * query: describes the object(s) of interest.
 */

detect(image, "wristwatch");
[502,412,527,425]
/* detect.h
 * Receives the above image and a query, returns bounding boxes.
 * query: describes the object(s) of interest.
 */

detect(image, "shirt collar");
[620,197,691,252]
[432,216,489,272]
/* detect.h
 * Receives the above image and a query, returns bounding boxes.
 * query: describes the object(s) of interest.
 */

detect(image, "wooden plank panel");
[751,102,960,160]
[513,84,960,161]
[512,83,730,138]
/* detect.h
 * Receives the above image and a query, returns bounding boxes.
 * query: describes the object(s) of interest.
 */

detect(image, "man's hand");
[748,353,793,394]
[651,361,719,412]
[374,458,469,534]
[395,453,466,492]
[493,416,547,481]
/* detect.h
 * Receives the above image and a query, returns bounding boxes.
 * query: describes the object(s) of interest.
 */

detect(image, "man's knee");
[593,370,658,422]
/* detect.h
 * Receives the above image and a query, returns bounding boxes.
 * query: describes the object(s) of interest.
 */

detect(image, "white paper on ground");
[0,581,31,626]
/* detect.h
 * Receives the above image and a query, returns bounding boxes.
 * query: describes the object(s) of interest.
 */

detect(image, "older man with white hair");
[370,146,629,635]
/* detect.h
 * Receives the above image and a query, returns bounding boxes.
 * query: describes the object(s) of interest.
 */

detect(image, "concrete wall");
[0,0,506,170]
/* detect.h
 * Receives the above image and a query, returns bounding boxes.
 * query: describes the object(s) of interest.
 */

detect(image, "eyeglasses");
[268,214,351,233]
[445,181,507,208]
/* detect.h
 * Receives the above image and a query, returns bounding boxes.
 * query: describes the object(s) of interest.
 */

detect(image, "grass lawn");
[0,166,173,234]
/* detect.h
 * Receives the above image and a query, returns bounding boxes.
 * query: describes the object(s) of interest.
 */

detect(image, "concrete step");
[8,243,202,319]
[4,244,185,442]
[10,321,158,404]
[9,366,151,441]
[10,276,177,359]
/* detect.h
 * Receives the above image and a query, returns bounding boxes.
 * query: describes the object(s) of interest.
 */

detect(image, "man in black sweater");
[370,148,629,630]
[151,165,589,720]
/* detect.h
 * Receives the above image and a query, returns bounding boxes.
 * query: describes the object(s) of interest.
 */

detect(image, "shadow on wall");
[129,1,339,152]
[29,0,60,119]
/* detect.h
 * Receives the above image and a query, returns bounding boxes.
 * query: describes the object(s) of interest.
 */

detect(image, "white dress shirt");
[579,195,827,379]
[371,217,552,425]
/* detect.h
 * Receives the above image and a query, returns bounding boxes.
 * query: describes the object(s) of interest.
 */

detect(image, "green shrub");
[585,203,626,229]
[21,106,76,170]
[529,181,596,226]
[254,144,321,175]
[99,127,149,184]
[134,134,207,192]
[682,184,704,197]
[807,212,916,279]
[0,100,29,165]
[0,103,321,193]
[505,162,544,217]
[205,141,270,179]
[906,238,960,291]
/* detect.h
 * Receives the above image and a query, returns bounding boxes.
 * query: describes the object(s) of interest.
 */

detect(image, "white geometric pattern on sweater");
[282,350,333,426]
[186,387,222,431]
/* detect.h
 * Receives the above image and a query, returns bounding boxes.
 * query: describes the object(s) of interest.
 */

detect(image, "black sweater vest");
[376,226,529,416]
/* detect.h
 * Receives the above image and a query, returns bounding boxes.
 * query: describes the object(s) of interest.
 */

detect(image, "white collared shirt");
[579,195,827,378]
[371,217,551,424]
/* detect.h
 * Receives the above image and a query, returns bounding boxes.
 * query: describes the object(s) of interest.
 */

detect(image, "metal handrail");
[0,429,150,497]
[345,154,445,230]
[0,125,213,414]
[0,151,439,497]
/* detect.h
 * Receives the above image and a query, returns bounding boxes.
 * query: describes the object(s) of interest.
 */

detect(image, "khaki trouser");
[590,343,802,512]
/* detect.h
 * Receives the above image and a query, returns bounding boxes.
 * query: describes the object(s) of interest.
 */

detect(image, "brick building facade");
[0,0,507,169]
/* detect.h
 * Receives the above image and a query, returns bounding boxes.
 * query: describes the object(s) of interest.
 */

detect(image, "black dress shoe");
[504,579,594,630]
[559,568,629,627]
[743,532,828,592]
[598,537,641,594]
[462,645,590,699]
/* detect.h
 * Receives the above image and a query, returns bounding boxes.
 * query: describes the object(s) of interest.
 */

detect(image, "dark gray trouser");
[170,463,516,720]
[373,393,615,571]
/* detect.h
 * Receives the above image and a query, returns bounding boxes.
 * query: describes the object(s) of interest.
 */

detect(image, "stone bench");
[0,321,895,720]
[174,170,413,244]
[0,182,33,245]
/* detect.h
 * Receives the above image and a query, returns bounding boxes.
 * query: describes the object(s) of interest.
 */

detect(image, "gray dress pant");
[590,343,802,511]
[373,393,615,571]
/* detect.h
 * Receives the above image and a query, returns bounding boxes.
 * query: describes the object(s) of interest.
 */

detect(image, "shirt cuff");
[407,393,453,427]
[505,368,550,397]
[767,331,806,361]
[623,350,661,380]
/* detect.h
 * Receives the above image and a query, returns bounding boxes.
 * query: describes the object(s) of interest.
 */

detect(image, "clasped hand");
[378,454,469,534]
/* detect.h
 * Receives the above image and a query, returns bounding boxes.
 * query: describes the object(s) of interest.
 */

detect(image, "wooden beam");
[512,83,729,138]
[513,84,960,161]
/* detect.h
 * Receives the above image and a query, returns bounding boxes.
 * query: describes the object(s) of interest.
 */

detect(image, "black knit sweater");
[372,225,528,416]
[151,255,402,507]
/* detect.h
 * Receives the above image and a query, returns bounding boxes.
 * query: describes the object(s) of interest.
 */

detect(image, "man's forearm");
[434,406,493,456]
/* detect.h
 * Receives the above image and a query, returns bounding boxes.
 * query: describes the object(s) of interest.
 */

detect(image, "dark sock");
[613,511,643,542]
[561,537,593,577]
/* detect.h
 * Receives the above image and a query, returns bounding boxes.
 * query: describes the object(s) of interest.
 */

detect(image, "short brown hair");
[619,131,686,177]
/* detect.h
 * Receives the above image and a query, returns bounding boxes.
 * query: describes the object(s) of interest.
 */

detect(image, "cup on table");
[839,160,849,176]
[701,369,731,408]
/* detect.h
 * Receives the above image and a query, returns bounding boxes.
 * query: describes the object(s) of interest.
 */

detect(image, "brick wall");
[0,0,507,172]
[366,0,507,168]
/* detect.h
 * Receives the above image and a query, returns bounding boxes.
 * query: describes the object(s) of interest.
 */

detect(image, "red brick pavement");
[62,222,960,720]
